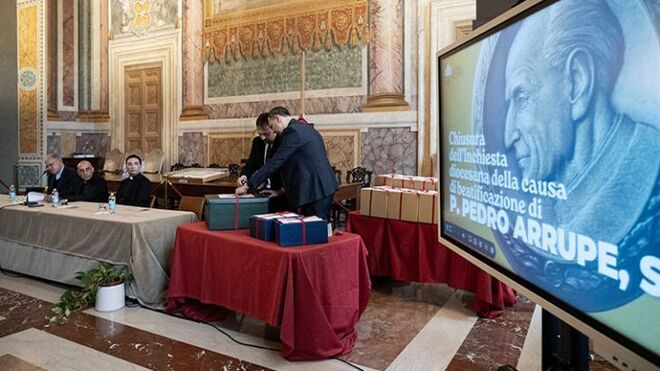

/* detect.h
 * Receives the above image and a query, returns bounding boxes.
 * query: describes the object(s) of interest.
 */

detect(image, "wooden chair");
[345,167,373,187]
[149,195,158,208]
[228,163,242,177]
[178,196,206,220]
[143,148,165,174]
[331,166,342,185]
[331,182,362,230]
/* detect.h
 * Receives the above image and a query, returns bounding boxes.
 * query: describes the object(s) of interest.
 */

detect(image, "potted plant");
[50,263,133,324]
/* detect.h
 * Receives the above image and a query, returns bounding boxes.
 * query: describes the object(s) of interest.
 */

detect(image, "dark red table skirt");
[346,212,515,317]
[166,222,371,361]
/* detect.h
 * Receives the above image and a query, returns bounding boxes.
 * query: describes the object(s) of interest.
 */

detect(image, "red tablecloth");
[166,222,371,361]
[346,212,515,317]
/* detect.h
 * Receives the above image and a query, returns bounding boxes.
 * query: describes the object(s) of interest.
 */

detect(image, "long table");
[166,223,371,361]
[0,195,197,307]
[346,211,516,317]
[104,173,237,198]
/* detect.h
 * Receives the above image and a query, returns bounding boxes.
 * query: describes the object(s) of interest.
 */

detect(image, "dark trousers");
[299,193,334,222]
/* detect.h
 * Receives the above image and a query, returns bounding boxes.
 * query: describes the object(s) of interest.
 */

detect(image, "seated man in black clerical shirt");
[116,154,152,207]
[67,160,108,203]
[44,153,79,201]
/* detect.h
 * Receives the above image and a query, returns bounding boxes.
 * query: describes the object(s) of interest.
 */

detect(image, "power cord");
[138,304,366,370]
[0,264,25,278]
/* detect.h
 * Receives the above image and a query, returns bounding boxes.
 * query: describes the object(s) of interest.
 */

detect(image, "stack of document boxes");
[249,212,301,241]
[360,174,439,224]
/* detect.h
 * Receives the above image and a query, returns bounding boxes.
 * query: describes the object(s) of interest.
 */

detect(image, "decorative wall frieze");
[204,0,368,63]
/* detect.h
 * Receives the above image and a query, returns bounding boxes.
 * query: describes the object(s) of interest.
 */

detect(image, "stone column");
[179,0,207,120]
[363,0,409,112]
[47,0,59,119]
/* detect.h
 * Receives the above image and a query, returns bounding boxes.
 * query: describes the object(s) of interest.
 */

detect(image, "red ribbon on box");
[296,217,307,245]
[234,195,240,229]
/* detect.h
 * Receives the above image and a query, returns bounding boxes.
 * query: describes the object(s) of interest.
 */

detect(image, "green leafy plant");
[49,263,133,324]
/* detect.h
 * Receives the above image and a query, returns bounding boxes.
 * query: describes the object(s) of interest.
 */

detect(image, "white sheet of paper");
[27,192,45,203]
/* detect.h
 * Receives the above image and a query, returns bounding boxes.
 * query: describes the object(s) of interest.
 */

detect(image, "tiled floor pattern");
[0,273,620,371]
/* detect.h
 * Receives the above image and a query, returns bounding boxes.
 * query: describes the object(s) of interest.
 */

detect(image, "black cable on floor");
[0,264,25,278]
[138,303,367,370]
[333,356,366,371]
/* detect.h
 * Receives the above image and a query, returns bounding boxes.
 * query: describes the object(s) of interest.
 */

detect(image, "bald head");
[77,160,94,181]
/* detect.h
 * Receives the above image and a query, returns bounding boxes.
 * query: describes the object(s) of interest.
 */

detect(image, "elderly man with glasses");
[67,160,108,203]
[44,153,79,201]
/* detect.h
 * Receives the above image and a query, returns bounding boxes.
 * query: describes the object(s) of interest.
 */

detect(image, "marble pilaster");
[47,0,59,120]
[363,0,409,112]
[180,0,207,120]
[61,0,75,108]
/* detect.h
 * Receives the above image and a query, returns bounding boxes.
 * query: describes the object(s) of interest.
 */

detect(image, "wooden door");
[124,66,162,154]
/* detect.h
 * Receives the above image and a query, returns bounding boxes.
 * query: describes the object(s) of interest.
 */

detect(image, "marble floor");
[0,272,619,371]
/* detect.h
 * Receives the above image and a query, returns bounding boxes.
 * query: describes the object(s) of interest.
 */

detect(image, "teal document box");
[205,194,270,230]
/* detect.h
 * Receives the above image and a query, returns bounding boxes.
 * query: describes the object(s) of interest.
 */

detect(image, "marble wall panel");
[361,128,417,176]
[62,0,75,107]
[57,111,78,121]
[205,96,367,119]
[47,135,61,156]
[75,133,111,156]
[320,130,360,180]
[19,164,42,188]
[178,132,208,165]
[207,134,254,167]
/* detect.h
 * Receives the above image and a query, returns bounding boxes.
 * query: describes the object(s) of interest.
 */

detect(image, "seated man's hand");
[259,188,284,198]
[236,175,247,187]
[235,184,249,195]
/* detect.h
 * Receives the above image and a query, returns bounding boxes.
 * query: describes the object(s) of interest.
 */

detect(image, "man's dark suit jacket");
[47,166,80,199]
[68,174,108,203]
[240,136,282,189]
[117,173,152,207]
[247,119,338,209]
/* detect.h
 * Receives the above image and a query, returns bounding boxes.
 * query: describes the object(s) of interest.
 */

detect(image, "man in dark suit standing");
[68,160,108,203]
[235,107,338,221]
[237,113,287,211]
[44,153,79,200]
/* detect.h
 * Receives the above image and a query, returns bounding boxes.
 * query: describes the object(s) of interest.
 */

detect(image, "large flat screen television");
[437,0,659,368]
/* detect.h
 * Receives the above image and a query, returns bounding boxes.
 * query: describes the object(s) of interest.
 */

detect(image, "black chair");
[170,162,185,172]
[345,167,372,187]
[331,166,342,185]
[228,163,242,177]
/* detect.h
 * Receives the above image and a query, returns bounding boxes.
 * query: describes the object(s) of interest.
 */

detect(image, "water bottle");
[108,192,116,213]
[51,189,59,207]
[8,185,16,202]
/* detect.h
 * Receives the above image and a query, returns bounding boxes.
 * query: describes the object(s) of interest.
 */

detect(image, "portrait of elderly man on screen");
[502,0,659,244]
[470,0,659,310]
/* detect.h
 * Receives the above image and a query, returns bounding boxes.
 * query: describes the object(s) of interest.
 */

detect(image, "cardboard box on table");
[249,212,301,241]
[411,176,438,191]
[274,216,328,247]
[205,194,270,230]
[386,189,419,222]
[359,187,389,218]
[417,190,439,224]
